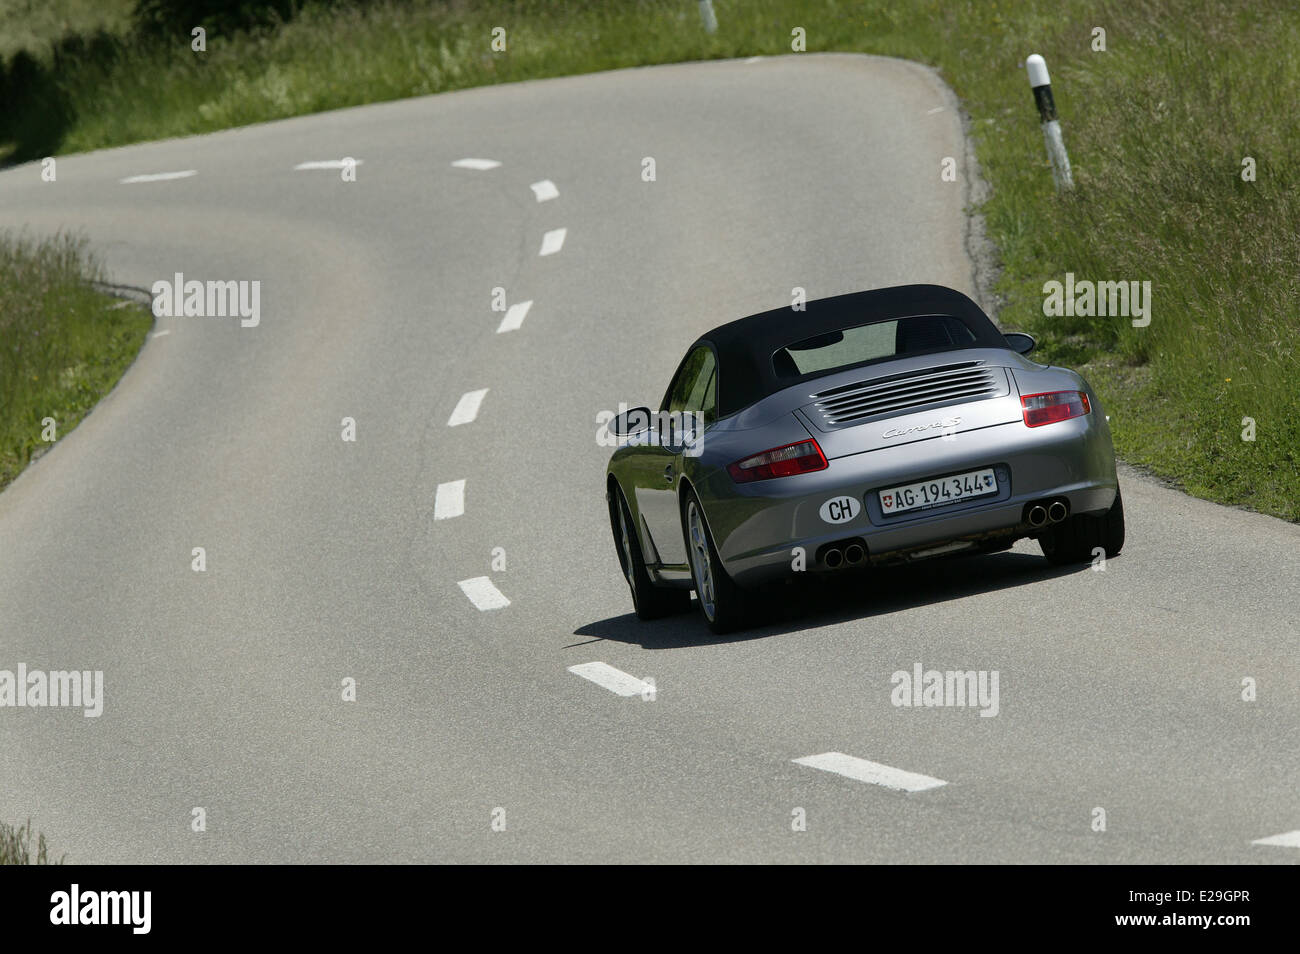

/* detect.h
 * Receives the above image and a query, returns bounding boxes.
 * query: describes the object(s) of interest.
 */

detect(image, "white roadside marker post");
[1027,53,1074,190]
[698,0,718,34]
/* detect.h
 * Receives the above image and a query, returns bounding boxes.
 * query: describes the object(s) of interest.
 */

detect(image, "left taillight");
[727,439,828,483]
[1021,390,1091,427]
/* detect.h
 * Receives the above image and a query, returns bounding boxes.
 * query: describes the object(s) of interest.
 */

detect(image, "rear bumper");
[695,415,1117,586]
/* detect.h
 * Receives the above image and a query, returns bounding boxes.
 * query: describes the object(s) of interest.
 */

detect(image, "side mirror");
[1004,332,1036,355]
[611,406,654,437]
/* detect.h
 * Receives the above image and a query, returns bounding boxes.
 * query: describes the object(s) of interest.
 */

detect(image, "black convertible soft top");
[697,284,1005,416]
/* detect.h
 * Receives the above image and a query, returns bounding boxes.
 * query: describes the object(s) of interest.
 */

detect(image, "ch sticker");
[819,495,860,524]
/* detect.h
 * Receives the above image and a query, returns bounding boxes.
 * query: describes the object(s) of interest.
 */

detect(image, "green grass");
[0,232,153,491]
[1,0,1296,518]
[0,818,64,864]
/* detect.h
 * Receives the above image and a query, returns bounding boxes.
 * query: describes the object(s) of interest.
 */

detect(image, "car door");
[631,345,715,566]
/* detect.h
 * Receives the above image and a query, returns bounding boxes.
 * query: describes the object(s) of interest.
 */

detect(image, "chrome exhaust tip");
[1047,500,1068,523]
[1027,505,1048,528]
[823,548,844,569]
[844,544,866,565]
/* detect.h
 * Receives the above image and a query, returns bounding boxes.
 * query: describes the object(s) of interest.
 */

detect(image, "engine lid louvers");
[805,361,1008,430]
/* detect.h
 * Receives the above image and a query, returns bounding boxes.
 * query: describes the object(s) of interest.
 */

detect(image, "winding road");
[1,54,1296,863]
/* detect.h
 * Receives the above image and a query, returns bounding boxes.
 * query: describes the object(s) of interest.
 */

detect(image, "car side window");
[693,364,717,426]
[667,346,712,413]
[684,351,717,418]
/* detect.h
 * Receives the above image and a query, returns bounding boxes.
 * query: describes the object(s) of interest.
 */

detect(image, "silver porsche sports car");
[606,284,1124,633]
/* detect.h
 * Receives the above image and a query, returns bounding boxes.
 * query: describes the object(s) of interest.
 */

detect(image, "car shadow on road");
[571,551,1099,650]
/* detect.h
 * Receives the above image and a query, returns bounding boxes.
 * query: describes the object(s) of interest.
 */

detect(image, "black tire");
[611,485,690,619]
[1040,486,1126,565]
[681,489,748,635]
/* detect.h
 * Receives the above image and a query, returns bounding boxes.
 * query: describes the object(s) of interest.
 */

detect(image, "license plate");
[878,468,998,515]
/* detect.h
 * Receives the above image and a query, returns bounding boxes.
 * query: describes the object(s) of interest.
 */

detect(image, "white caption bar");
[792,752,947,792]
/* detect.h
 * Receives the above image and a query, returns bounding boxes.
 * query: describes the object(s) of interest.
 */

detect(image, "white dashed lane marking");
[529,179,559,202]
[792,752,947,792]
[120,170,197,184]
[1252,830,1300,848]
[567,662,654,698]
[926,106,945,114]
[539,228,566,256]
[496,300,533,334]
[294,159,362,170]
[434,479,466,520]
[451,158,501,170]
[447,389,489,427]
[458,576,510,610]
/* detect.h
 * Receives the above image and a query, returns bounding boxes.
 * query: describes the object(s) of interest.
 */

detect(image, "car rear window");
[773,314,977,379]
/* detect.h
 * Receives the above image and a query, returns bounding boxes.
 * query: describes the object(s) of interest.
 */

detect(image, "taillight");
[727,439,828,483]
[1021,390,1091,427]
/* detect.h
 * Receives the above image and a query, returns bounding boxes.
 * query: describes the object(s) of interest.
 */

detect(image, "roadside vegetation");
[0,818,64,864]
[0,232,152,491]
[1,0,1295,518]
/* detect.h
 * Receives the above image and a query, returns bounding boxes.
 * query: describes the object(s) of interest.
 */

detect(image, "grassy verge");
[0,232,153,492]
[1,0,1296,518]
[0,818,64,864]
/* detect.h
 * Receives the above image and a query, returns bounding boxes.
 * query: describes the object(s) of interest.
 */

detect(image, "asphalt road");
[1,54,1296,863]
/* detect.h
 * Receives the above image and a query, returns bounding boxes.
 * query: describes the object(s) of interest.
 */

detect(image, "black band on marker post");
[1032,83,1057,123]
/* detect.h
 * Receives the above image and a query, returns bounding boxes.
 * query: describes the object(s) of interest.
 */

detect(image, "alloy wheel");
[687,501,716,620]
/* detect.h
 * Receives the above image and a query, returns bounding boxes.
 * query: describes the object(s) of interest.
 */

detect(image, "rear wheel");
[1040,486,1126,565]
[682,491,747,634]
[611,485,690,619]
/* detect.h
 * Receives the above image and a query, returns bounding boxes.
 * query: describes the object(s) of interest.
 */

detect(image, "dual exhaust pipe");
[818,499,1071,567]
[821,540,866,569]
[1025,498,1069,529]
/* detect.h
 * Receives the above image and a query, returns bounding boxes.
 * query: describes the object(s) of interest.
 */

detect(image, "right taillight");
[727,439,828,483]
[1021,390,1091,427]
